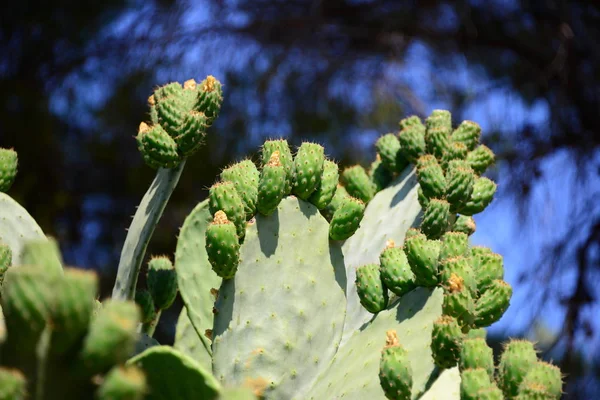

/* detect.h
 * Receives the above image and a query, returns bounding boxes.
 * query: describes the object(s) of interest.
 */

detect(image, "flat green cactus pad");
[174,307,212,370]
[0,193,45,265]
[128,346,222,400]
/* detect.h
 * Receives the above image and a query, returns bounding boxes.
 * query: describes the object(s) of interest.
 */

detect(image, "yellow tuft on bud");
[447,273,464,293]
[147,95,155,106]
[213,210,229,224]
[202,75,217,92]
[385,239,395,249]
[183,79,197,90]
[384,329,400,348]
[138,122,151,134]
[267,150,282,167]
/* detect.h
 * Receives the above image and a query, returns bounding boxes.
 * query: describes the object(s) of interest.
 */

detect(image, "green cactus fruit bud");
[460,368,493,400]
[174,110,209,157]
[442,274,476,328]
[417,186,429,209]
[256,151,287,216]
[135,289,157,324]
[445,165,475,211]
[515,383,555,400]
[467,144,495,175]
[329,196,365,241]
[471,247,504,293]
[206,211,241,279]
[403,232,440,287]
[369,155,393,192]
[439,256,478,297]
[441,142,468,170]
[355,264,389,313]
[379,240,416,297]
[155,95,186,138]
[153,82,183,103]
[431,315,463,369]
[341,165,377,203]
[195,75,223,125]
[292,142,325,200]
[399,115,423,130]
[376,133,407,174]
[1,266,54,341]
[474,279,512,328]
[459,338,495,378]
[81,300,140,374]
[379,330,413,400]
[308,159,340,210]
[498,340,539,398]
[518,361,562,400]
[136,123,181,169]
[425,110,452,159]
[321,185,350,221]
[404,228,421,240]
[452,215,476,236]
[476,386,504,400]
[146,256,178,311]
[221,160,260,220]
[209,181,247,239]
[459,177,497,216]
[398,124,427,164]
[451,120,481,151]
[425,109,452,133]
[0,242,12,286]
[261,139,294,195]
[439,231,469,260]
[467,327,487,340]
[420,199,451,239]
[416,156,446,199]
[97,365,147,400]
[49,268,98,353]
[0,148,18,193]
[0,368,27,400]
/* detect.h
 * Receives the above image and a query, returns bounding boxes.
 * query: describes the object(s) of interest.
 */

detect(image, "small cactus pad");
[135,289,157,324]
[342,165,377,203]
[0,148,18,193]
[146,256,178,310]
[404,232,440,287]
[80,300,141,374]
[136,123,181,169]
[205,211,241,279]
[329,196,365,241]
[431,315,463,369]
[308,159,339,210]
[256,152,288,216]
[356,264,389,314]
[459,338,495,378]
[221,160,260,219]
[209,181,247,239]
[379,330,413,400]
[460,368,493,400]
[261,139,294,195]
[451,120,481,151]
[379,240,416,297]
[497,340,538,398]
[292,142,325,200]
[474,279,512,327]
[97,366,147,400]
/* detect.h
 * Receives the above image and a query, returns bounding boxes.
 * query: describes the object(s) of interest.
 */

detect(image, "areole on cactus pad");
[0,71,564,400]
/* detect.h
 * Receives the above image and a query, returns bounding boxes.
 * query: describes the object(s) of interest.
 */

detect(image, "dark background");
[1,1,598,397]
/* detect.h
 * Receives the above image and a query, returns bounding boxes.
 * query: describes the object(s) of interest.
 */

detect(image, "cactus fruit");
[375,133,407,174]
[257,151,288,216]
[135,289,157,324]
[261,139,295,195]
[329,196,365,240]
[459,176,497,216]
[439,231,469,260]
[420,198,451,239]
[205,211,241,279]
[369,155,393,191]
[398,123,426,163]
[221,160,260,219]
[442,274,476,328]
[518,361,563,399]
[196,76,224,125]
[467,144,495,175]
[209,181,247,239]
[175,111,209,157]
[379,330,413,400]
[0,368,27,400]
[146,256,178,311]
[451,120,481,151]
[459,338,495,378]
[321,184,350,221]
[471,247,505,293]
[497,340,539,398]
[424,124,450,160]
[474,279,512,327]
[439,257,478,298]
[452,215,476,236]
[0,148,18,193]
[356,264,389,314]
[97,365,147,400]
[445,164,475,210]
[308,159,340,210]
[460,368,493,400]
[415,157,446,199]
[379,240,416,297]
[403,232,440,287]
[136,123,181,169]
[431,315,463,369]
[342,165,377,203]
[467,327,487,340]
[292,142,325,200]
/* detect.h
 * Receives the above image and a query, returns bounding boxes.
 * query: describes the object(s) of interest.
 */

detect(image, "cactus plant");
[0,77,564,400]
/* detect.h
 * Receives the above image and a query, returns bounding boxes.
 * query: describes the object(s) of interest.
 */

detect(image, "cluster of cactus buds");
[205,139,366,280]
[136,76,224,169]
